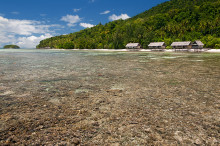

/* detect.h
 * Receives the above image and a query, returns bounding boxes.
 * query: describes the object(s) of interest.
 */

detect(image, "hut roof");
[148,42,165,47]
[171,41,191,46]
[126,43,140,47]
[193,40,204,46]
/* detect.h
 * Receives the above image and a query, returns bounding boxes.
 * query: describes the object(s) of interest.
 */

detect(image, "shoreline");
[49,48,220,53]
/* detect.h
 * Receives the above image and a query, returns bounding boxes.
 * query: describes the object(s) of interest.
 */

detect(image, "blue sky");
[0,0,168,48]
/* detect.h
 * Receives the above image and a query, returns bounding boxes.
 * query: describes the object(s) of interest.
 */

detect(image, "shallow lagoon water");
[0,49,220,145]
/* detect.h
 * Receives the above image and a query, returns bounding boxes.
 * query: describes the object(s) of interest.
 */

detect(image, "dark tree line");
[3,45,20,49]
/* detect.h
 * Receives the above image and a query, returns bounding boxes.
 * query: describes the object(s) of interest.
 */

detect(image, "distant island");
[3,45,20,49]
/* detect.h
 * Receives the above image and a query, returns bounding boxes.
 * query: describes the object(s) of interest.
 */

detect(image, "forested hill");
[37,0,220,49]
[3,45,20,49]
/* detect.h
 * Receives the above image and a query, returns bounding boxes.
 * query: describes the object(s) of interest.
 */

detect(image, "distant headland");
[3,45,20,49]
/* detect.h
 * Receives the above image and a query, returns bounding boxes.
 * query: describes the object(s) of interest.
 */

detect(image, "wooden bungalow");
[191,40,204,49]
[148,42,166,50]
[126,43,141,49]
[171,41,192,50]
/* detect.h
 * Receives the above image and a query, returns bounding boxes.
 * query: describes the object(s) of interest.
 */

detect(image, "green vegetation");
[3,45,20,49]
[37,0,220,49]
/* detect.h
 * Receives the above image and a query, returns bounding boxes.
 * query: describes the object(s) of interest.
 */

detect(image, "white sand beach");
[69,48,220,53]
[205,49,220,53]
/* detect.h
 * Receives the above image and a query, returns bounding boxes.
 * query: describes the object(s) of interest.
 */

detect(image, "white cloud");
[0,16,59,48]
[0,13,4,16]
[80,23,95,28]
[67,23,76,27]
[0,32,16,44]
[16,33,53,48]
[73,8,81,12]
[109,14,130,21]
[0,16,52,35]
[100,10,110,15]
[60,15,81,27]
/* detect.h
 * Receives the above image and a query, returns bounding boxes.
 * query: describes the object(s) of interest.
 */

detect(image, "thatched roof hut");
[191,40,204,49]
[126,43,141,49]
[148,42,166,49]
[171,41,191,49]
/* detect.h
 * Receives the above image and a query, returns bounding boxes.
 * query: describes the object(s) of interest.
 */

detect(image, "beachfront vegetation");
[3,45,20,49]
[37,0,220,49]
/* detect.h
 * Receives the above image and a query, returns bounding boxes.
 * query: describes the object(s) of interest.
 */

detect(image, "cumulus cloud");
[16,34,53,48]
[109,14,130,21]
[80,23,95,28]
[73,8,81,12]
[0,33,16,44]
[100,10,110,15]
[0,16,52,35]
[60,15,81,27]
[0,16,58,48]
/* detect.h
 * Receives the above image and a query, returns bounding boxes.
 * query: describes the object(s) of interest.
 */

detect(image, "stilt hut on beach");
[191,40,204,49]
[126,43,141,49]
[148,42,166,50]
[171,41,192,50]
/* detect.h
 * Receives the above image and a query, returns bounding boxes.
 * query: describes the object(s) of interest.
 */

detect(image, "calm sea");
[0,49,219,144]
[0,49,219,97]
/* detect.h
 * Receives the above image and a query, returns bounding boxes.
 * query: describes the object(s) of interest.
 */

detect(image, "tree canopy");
[3,45,20,49]
[37,0,220,49]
